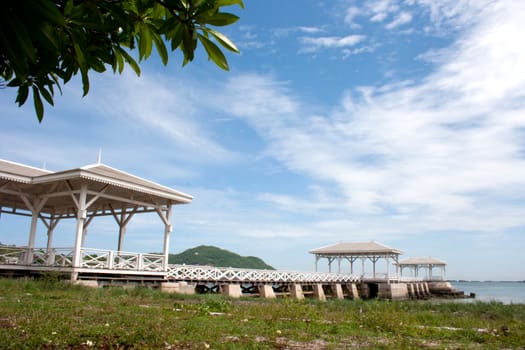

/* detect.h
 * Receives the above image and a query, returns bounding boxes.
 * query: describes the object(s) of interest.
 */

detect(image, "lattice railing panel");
[166,264,362,284]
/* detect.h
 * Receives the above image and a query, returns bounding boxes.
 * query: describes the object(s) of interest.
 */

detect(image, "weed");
[0,278,524,349]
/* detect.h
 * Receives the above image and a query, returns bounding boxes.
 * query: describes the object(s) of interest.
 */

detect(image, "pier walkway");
[0,246,437,300]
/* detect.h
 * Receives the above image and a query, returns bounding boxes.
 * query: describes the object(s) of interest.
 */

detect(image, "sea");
[450,281,525,304]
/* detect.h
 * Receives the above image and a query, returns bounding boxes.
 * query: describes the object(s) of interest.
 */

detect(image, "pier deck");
[0,246,445,300]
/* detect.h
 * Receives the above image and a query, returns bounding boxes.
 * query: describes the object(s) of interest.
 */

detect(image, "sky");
[1,0,525,281]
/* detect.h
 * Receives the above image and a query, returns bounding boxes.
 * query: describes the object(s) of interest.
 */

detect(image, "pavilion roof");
[0,159,52,183]
[309,241,403,256]
[32,163,193,202]
[0,159,192,216]
[398,257,446,266]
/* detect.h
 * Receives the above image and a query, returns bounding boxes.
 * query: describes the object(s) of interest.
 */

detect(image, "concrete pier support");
[359,283,370,299]
[423,282,430,296]
[331,284,344,300]
[160,282,196,294]
[428,281,456,296]
[258,285,276,299]
[414,283,421,297]
[289,284,305,300]
[74,280,99,288]
[347,283,360,299]
[378,283,409,300]
[221,284,242,298]
[407,283,415,298]
[312,284,326,301]
[417,283,426,297]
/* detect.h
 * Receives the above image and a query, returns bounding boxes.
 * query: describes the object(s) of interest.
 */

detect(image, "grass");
[0,278,524,349]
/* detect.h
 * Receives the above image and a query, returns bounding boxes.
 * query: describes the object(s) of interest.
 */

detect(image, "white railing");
[0,247,164,272]
[361,273,424,282]
[166,264,361,284]
[0,247,74,266]
[80,248,164,271]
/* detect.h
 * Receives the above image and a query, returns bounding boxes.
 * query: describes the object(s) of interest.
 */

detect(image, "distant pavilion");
[0,159,192,278]
[309,241,403,279]
[397,257,447,281]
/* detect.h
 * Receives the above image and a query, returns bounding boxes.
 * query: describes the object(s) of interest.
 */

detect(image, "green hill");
[168,245,275,270]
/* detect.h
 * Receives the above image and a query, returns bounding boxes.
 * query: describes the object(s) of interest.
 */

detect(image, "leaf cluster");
[0,0,243,121]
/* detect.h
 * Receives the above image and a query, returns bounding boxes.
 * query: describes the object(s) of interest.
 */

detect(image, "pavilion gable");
[310,241,403,256]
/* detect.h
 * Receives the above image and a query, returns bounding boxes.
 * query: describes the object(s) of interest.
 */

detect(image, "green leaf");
[6,16,36,63]
[38,85,54,106]
[33,0,65,26]
[80,69,90,97]
[207,29,239,53]
[138,26,153,61]
[182,27,196,62]
[64,0,74,16]
[113,47,125,73]
[117,47,141,76]
[72,42,90,96]
[169,23,184,51]
[216,0,245,9]
[152,31,168,65]
[15,85,29,106]
[73,42,87,71]
[40,24,60,51]
[198,34,229,70]
[202,13,239,26]
[32,86,44,122]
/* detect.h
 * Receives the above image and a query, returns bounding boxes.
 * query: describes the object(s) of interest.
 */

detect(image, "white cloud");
[367,0,399,22]
[297,26,323,34]
[88,71,239,165]
[344,6,362,28]
[300,34,366,52]
[415,0,491,30]
[216,0,525,238]
[385,11,413,29]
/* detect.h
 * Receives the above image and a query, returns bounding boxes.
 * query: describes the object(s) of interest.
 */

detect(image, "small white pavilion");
[397,257,447,281]
[309,241,403,280]
[0,159,192,279]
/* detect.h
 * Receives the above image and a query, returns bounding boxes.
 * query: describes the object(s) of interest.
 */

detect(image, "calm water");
[451,281,525,304]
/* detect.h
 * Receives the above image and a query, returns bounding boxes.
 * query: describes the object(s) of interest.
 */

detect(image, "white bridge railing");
[166,264,361,284]
[2,247,426,284]
[362,273,424,282]
[0,247,164,272]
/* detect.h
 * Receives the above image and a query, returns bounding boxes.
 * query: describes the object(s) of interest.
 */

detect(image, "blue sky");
[2,0,525,281]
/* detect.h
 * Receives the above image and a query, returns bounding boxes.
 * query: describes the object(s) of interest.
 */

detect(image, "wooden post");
[72,184,88,270]
[162,205,172,271]
[22,197,47,264]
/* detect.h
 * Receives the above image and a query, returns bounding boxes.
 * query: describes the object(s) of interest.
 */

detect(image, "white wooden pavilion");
[309,241,403,280]
[397,257,447,281]
[0,159,192,280]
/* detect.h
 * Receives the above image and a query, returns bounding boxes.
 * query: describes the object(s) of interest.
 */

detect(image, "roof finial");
[97,148,102,164]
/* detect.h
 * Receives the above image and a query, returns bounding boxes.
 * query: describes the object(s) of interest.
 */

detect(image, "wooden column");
[41,215,60,252]
[156,203,173,271]
[21,197,47,264]
[72,184,88,269]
